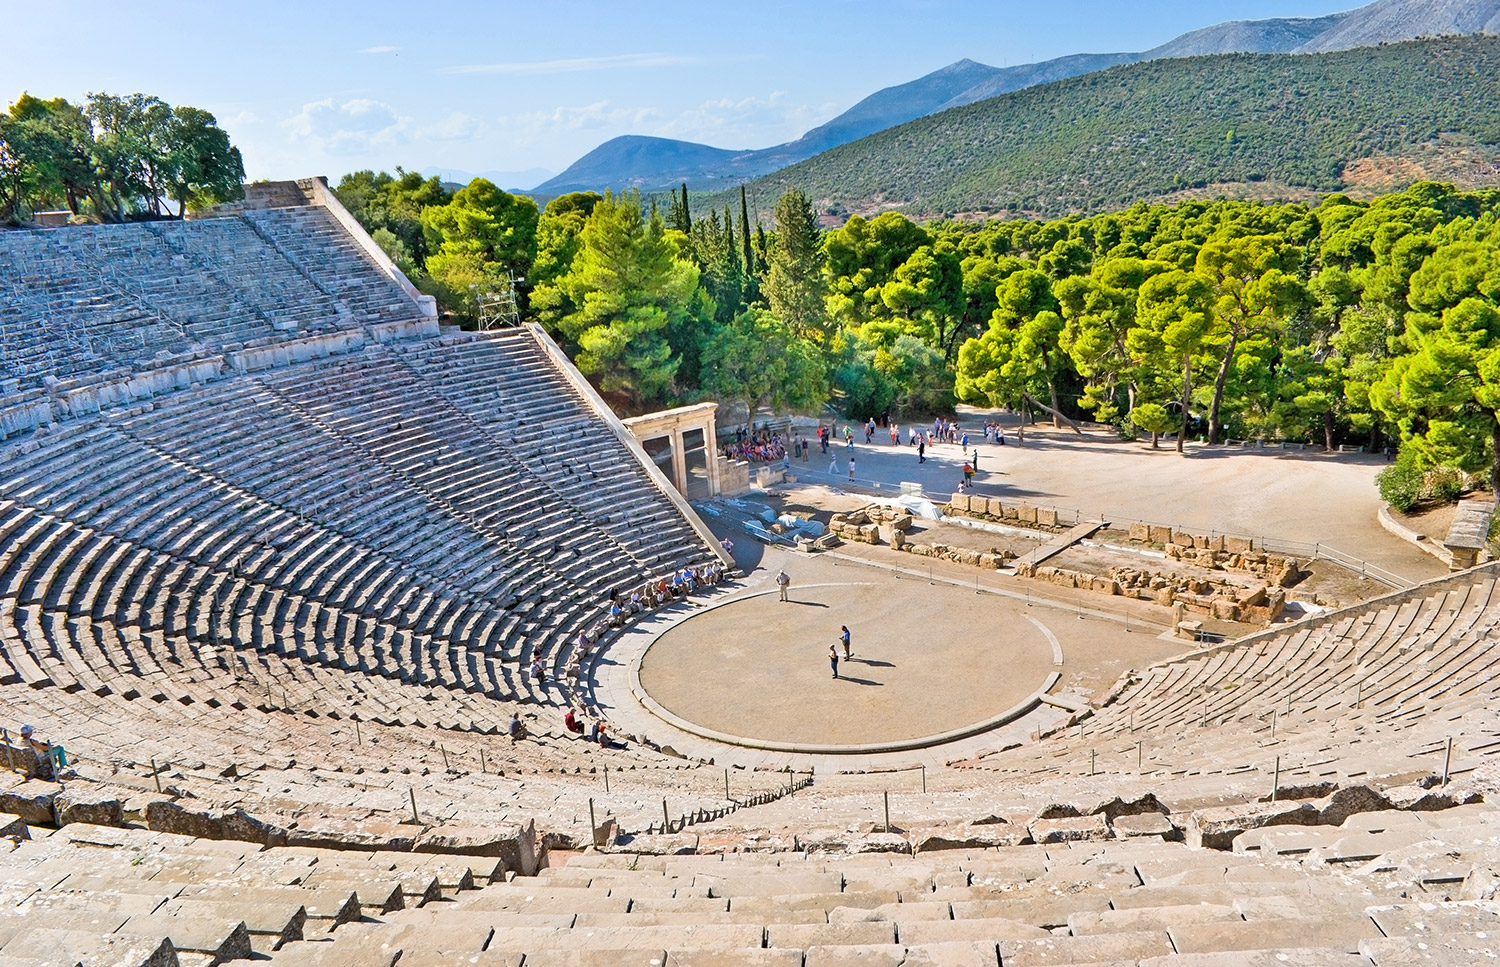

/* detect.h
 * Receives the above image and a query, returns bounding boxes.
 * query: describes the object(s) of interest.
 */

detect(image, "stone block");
[1224,535,1253,553]
[1017,505,1037,524]
[1028,815,1111,843]
[0,779,61,825]
[1184,800,1319,850]
[950,493,971,513]
[858,523,880,544]
[1171,530,1196,547]
[415,820,540,876]
[1091,576,1122,595]
[908,822,1032,852]
[0,811,29,841]
[1129,522,1151,542]
[889,529,906,551]
[54,788,124,827]
[145,799,290,847]
[1148,525,1173,544]
[1111,812,1176,839]
[986,497,1006,517]
[1036,508,1058,527]
[1312,785,1393,827]
[890,515,913,532]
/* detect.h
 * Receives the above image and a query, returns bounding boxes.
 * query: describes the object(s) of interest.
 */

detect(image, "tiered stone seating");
[958,565,1500,806]
[0,821,513,966]
[211,800,1500,966]
[242,207,417,326]
[399,332,712,573]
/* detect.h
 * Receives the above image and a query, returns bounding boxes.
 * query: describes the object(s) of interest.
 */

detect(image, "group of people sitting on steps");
[606,564,728,627]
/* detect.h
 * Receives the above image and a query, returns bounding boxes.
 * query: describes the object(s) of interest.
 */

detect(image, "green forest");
[0,91,244,224]
[339,170,1500,507]
[722,35,1500,219]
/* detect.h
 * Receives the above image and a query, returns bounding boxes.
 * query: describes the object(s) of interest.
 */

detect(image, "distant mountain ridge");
[720,34,1500,220]
[531,0,1500,195]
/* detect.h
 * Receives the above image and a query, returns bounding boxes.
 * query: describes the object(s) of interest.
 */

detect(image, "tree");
[1194,235,1303,443]
[1132,270,1213,452]
[160,106,244,216]
[763,187,828,341]
[879,242,964,356]
[667,183,690,233]
[421,178,539,324]
[738,185,758,304]
[335,168,452,273]
[1130,402,1177,449]
[538,191,703,410]
[699,308,828,418]
[1372,239,1500,492]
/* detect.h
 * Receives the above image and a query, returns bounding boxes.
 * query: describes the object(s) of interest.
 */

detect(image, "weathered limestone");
[1444,499,1495,570]
[53,788,125,827]
[1184,801,1321,850]
[0,779,61,824]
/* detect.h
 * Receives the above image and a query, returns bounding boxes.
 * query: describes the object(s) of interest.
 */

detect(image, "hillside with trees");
[0,91,244,224]
[724,36,1500,221]
[336,164,1500,503]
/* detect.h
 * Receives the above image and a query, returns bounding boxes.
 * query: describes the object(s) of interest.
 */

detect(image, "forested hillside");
[729,36,1500,220]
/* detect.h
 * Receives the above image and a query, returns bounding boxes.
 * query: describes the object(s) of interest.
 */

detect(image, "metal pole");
[1271,710,1277,739]
[725,769,730,801]
[663,798,670,831]
[884,791,890,833]
[410,787,420,824]
[1271,756,1280,802]
[604,765,609,793]
[1443,737,1453,787]
[1090,748,1096,776]
[589,798,598,847]
[1137,741,1143,771]
[441,745,449,770]
[480,749,487,774]
[152,758,161,793]
[921,764,926,794]
[354,719,361,746]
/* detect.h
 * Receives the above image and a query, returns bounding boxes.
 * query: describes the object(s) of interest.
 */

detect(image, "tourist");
[848,456,856,480]
[963,461,974,487]
[777,569,790,602]
[830,643,839,679]
[509,713,526,741]
[720,537,734,554]
[564,708,584,734]
[609,600,624,626]
[530,657,545,683]
[840,625,852,659]
[918,438,926,464]
[997,425,1006,446]
[890,422,899,445]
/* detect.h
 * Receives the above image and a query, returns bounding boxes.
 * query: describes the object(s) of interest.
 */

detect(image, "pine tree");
[763,187,829,341]
[667,183,691,234]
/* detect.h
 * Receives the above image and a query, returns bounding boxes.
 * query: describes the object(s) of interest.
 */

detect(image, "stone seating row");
[0,821,511,966]
[397,333,710,571]
[241,208,415,326]
[231,802,1500,967]
[0,205,421,391]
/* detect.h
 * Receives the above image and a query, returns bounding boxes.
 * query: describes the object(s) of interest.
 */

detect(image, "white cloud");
[442,52,702,76]
[500,101,662,138]
[358,45,399,54]
[283,97,409,156]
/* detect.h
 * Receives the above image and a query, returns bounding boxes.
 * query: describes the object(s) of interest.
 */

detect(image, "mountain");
[1299,0,1500,51]
[537,0,1500,195]
[720,35,1500,220]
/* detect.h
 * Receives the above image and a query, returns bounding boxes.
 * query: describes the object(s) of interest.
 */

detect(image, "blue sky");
[4,1,1361,187]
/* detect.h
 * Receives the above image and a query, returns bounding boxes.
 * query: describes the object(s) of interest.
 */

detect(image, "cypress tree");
[739,185,758,303]
[681,183,690,231]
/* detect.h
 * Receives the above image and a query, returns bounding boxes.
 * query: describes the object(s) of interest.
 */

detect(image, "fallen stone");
[1386,783,1484,812]
[285,818,417,852]
[1184,800,1319,850]
[415,820,540,876]
[1312,785,1392,826]
[145,800,290,847]
[1111,813,1176,839]
[798,830,911,854]
[1028,815,1111,844]
[908,822,1031,852]
[0,811,29,840]
[53,788,124,827]
[0,779,61,825]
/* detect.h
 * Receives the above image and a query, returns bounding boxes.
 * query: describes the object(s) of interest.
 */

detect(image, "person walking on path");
[777,569,790,602]
[890,422,899,445]
[829,453,839,475]
[963,461,974,487]
[829,643,839,679]
[918,438,926,464]
[848,456,856,480]
[840,625,852,659]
